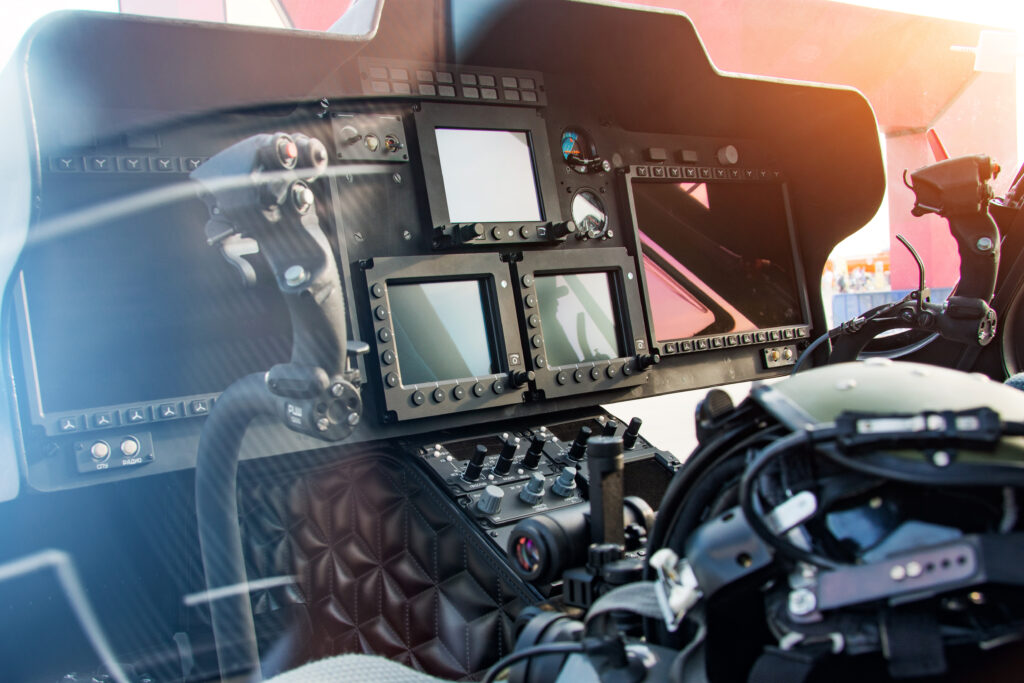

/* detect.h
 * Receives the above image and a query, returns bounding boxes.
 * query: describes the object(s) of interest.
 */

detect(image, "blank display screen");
[535,272,623,366]
[631,181,803,341]
[435,128,542,223]
[389,280,498,384]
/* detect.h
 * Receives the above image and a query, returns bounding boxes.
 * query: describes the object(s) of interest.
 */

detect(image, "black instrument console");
[3,11,840,493]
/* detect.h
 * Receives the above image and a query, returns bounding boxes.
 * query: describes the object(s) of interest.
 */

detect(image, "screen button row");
[660,327,808,356]
[632,165,781,181]
[50,155,206,174]
[402,380,508,407]
[54,397,215,434]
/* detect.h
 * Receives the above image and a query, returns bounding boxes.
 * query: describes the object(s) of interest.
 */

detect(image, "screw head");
[932,451,951,467]
[284,265,309,287]
[330,383,344,397]
[316,417,330,432]
[347,412,360,426]
[977,236,994,252]
[788,588,817,616]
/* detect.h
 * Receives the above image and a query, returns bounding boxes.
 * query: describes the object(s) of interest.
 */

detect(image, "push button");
[157,403,179,419]
[90,412,115,429]
[188,399,211,416]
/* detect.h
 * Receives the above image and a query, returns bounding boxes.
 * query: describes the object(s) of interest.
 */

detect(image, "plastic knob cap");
[477,485,504,515]
[602,419,619,437]
[519,472,546,505]
[552,467,578,497]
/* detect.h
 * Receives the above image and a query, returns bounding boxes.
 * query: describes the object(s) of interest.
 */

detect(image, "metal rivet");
[906,561,923,578]
[890,565,907,581]
[932,451,951,467]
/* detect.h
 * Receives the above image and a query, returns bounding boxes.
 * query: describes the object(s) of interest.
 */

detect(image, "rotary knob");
[456,223,485,244]
[476,485,504,515]
[567,426,592,462]
[547,220,577,240]
[509,369,535,388]
[552,467,578,497]
[463,444,487,482]
[623,417,643,450]
[494,436,519,475]
[523,435,546,469]
[519,472,546,505]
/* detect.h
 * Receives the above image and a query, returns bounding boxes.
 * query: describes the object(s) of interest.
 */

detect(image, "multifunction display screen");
[535,272,623,366]
[22,177,293,414]
[389,280,498,384]
[435,128,542,223]
[630,181,803,342]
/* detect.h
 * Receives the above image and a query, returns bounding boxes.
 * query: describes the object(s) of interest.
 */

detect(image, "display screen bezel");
[517,248,652,399]
[413,102,561,233]
[624,170,811,355]
[364,253,527,422]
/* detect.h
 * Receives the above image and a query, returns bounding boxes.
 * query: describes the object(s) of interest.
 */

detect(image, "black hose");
[195,372,279,681]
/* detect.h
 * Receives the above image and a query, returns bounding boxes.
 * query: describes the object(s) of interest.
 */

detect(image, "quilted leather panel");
[240,451,539,680]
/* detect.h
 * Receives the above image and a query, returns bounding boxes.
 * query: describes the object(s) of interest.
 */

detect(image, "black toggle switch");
[567,425,592,462]
[509,369,535,388]
[464,444,487,482]
[623,417,643,450]
[456,223,485,243]
[524,434,546,469]
[602,419,619,437]
[494,435,519,475]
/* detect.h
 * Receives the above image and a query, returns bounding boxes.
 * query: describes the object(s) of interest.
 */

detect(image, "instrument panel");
[0,7,884,492]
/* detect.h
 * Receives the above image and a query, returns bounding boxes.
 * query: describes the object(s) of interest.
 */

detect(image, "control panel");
[7,12,834,491]
[409,412,680,579]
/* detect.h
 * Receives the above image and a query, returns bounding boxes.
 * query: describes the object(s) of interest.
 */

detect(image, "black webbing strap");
[880,607,946,678]
[748,645,827,683]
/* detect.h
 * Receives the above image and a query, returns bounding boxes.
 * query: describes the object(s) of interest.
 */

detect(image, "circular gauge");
[571,189,608,239]
[561,127,599,172]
